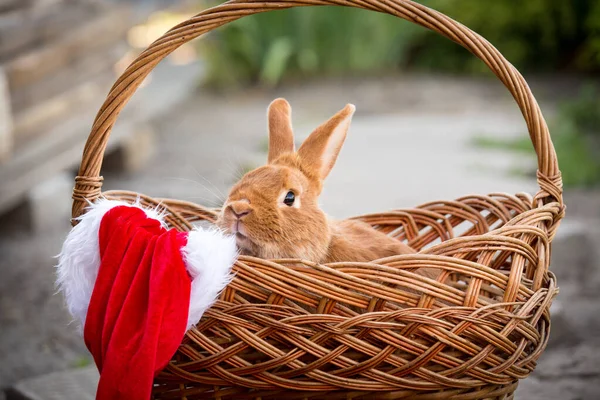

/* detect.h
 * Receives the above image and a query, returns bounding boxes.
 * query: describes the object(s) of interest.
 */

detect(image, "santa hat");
[56,198,237,400]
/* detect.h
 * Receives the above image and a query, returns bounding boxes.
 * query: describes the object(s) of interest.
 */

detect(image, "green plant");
[470,136,533,154]
[72,356,92,369]
[199,6,423,89]
[560,84,600,134]
[552,84,600,187]
[198,0,600,88]
[472,84,600,188]
[552,121,600,187]
[412,0,600,73]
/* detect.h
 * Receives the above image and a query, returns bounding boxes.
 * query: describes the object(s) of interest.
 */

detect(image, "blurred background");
[0,0,599,398]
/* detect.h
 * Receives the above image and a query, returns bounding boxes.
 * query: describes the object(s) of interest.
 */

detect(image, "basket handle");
[72,0,563,221]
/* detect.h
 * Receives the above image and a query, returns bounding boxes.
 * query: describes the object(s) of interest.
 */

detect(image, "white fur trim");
[55,198,167,331]
[181,228,237,330]
[56,197,236,333]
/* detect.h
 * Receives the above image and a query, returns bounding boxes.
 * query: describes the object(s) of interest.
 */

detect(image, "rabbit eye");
[283,191,295,206]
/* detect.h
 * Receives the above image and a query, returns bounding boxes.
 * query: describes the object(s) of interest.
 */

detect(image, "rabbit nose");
[232,209,251,219]
[229,201,252,219]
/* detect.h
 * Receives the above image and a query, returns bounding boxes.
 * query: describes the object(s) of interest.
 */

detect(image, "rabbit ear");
[298,104,355,181]
[267,98,295,163]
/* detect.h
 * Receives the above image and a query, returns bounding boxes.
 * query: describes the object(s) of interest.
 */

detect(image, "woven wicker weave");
[71,1,565,399]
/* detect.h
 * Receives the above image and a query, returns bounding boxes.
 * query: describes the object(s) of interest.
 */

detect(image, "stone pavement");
[2,74,599,399]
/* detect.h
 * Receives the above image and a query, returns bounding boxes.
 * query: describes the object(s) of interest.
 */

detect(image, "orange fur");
[267,98,295,163]
[326,219,415,262]
[216,99,437,280]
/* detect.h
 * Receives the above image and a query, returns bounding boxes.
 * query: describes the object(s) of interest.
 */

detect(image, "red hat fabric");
[56,199,237,399]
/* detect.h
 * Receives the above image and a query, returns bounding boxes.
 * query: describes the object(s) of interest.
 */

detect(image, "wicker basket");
[71,0,565,399]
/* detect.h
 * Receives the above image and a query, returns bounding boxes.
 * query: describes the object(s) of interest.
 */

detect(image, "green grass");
[469,136,536,179]
[552,122,600,187]
[72,356,92,369]
[470,136,534,154]
[472,130,600,188]
[258,137,270,154]
[472,84,600,188]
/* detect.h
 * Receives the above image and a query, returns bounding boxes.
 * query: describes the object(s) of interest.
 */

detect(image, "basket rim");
[100,188,563,294]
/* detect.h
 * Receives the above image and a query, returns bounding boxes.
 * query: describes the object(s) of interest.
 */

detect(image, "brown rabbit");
[217,98,421,266]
